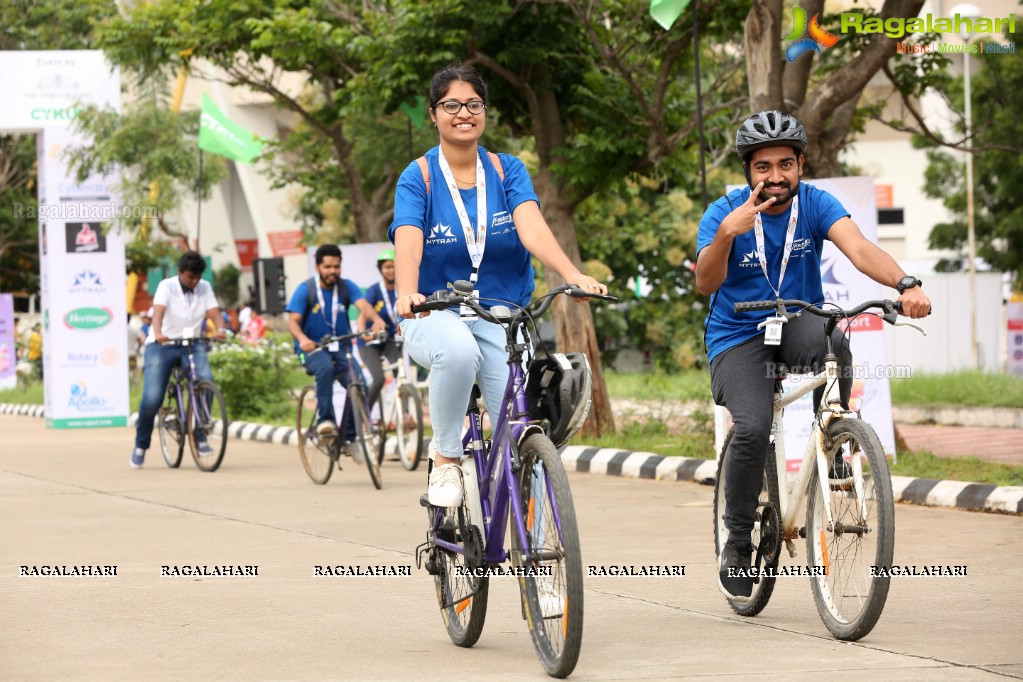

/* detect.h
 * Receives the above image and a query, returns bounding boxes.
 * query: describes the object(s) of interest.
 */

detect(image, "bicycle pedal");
[419,493,432,508]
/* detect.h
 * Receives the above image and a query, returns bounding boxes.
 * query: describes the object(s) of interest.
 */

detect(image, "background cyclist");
[390,63,607,507]
[287,244,387,449]
[694,110,931,599]
[130,250,226,468]
[359,249,402,420]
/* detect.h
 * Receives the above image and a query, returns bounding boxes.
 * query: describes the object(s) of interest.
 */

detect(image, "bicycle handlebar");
[315,329,387,349]
[733,298,906,325]
[411,280,617,320]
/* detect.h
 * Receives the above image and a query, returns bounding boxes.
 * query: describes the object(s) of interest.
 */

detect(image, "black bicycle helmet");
[735,110,807,160]
[525,351,593,447]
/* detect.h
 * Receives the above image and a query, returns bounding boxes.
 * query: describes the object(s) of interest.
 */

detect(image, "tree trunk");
[744,0,784,113]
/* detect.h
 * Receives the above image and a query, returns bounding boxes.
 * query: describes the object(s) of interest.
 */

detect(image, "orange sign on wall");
[875,184,893,209]
[266,230,305,257]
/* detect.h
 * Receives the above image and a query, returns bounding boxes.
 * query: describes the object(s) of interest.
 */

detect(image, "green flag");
[198,94,263,164]
[399,95,428,129]
[650,0,692,30]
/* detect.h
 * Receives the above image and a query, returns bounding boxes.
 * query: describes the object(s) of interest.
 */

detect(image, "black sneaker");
[828,449,852,481]
[719,541,755,598]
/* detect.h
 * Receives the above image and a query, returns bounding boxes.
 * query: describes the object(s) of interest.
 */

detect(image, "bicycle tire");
[512,433,584,678]
[806,418,894,641]
[712,427,781,617]
[349,384,382,489]
[297,385,333,485]
[187,380,227,472]
[395,383,424,471]
[158,387,184,468]
[428,478,489,648]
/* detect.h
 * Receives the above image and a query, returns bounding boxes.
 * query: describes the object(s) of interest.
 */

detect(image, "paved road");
[2,415,1021,680]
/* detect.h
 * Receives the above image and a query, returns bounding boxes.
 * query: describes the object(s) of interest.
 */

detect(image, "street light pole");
[951,2,981,369]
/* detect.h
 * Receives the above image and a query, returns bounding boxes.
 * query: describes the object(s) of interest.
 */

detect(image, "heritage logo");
[63,307,113,331]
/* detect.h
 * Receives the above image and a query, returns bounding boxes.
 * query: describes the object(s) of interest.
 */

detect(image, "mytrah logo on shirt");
[64,222,107,254]
[739,250,759,268]
[785,7,840,62]
[427,223,457,245]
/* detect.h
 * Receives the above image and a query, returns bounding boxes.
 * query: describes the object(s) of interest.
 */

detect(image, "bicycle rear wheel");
[511,433,583,679]
[296,385,334,484]
[426,485,489,647]
[806,418,894,641]
[187,380,227,472]
[158,388,184,468]
[712,427,781,617]
[349,384,382,489]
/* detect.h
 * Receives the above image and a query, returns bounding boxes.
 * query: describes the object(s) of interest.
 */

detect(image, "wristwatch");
[895,276,922,294]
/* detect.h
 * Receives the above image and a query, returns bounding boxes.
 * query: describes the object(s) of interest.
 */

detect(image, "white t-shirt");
[146,277,220,344]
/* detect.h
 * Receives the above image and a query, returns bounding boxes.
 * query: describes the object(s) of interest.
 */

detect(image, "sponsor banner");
[64,222,107,254]
[46,417,129,429]
[235,239,258,271]
[1008,303,1023,377]
[0,294,15,389]
[0,51,120,130]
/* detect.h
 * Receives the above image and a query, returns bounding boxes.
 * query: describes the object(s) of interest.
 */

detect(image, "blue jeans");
[135,342,213,450]
[300,348,356,442]
[399,311,509,458]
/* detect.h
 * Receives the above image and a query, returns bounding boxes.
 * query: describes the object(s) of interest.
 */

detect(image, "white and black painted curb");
[4,403,1021,515]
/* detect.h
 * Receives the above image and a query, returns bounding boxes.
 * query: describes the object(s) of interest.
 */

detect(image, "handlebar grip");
[410,290,460,314]
[566,287,618,302]
[734,300,777,313]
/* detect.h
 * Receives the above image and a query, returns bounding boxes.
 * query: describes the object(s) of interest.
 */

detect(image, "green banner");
[47,417,129,429]
[198,94,263,164]
[650,0,692,30]
[399,96,428,129]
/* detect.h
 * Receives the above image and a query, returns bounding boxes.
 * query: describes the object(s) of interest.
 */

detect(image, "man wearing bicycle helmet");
[696,110,931,599]
[359,249,402,420]
[287,244,387,446]
[131,250,226,468]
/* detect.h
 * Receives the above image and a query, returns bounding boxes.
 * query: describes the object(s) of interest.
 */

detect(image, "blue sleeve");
[344,278,365,303]
[389,161,427,242]
[816,187,852,240]
[363,283,380,308]
[286,281,308,316]
[697,195,738,254]
[498,154,540,213]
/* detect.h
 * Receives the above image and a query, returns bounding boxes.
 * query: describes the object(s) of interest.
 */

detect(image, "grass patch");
[604,370,710,402]
[890,370,1023,409]
[892,449,1023,487]
[0,383,44,404]
[570,418,715,460]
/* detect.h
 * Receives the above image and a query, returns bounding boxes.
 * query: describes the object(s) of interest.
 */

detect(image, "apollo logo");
[785,7,840,62]
[427,223,457,245]
[63,307,113,331]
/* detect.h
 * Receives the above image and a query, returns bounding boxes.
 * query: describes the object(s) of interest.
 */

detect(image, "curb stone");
[3,402,1021,515]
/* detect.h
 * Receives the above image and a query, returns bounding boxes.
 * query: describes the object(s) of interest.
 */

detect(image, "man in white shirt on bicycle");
[131,250,226,468]
[695,111,931,598]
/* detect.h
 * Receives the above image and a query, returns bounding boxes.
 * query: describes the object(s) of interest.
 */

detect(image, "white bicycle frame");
[770,356,869,558]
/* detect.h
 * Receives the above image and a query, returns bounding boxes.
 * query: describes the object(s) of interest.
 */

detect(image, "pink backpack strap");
[417,152,504,195]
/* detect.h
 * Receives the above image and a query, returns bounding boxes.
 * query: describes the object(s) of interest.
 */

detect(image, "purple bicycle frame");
[430,359,565,566]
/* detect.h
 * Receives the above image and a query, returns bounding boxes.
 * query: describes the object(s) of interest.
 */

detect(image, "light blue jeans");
[399,311,510,458]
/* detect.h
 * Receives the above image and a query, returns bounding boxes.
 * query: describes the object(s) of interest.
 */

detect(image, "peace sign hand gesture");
[720,183,776,238]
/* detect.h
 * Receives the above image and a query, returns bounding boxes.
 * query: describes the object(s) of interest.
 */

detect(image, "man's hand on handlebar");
[299,337,318,353]
[897,286,931,319]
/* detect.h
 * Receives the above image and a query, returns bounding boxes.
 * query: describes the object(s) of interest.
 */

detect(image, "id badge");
[763,317,784,346]
[460,289,481,320]
[327,341,339,352]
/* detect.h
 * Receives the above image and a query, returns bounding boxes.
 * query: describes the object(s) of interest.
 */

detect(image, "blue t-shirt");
[363,282,398,337]
[286,277,365,353]
[697,182,850,362]
[388,145,539,308]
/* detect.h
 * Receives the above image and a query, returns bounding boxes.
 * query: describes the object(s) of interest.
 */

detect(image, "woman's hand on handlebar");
[397,293,428,319]
[571,275,608,302]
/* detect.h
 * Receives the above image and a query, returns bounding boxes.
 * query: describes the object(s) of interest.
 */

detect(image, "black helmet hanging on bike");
[525,351,593,447]
[735,110,807,161]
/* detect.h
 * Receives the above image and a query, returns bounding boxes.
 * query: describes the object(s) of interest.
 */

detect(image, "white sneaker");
[537,580,564,618]
[316,421,337,440]
[428,464,464,507]
[345,442,366,465]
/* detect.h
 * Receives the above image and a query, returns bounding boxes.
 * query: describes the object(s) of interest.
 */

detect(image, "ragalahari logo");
[785,7,840,62]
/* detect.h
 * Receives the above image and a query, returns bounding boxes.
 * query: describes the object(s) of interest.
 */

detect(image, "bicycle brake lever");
[893,321,927,336]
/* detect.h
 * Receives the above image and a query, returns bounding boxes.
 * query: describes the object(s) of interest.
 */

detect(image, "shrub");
[208,338,296,423]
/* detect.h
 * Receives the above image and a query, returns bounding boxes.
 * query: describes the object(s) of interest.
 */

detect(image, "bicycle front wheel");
[393,383,424,470]
[297,385,333,484]
[349,384,382,489]
[158,388,184,468]
[187,380,227,472]
[806,418,894,641]
[713,427,782,617]
[511,433,583,679]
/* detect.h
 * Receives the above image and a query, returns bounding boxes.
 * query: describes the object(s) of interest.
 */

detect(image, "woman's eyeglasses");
[436,100,486,115]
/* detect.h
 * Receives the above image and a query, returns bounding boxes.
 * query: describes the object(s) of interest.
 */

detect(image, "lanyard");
[378,281,397,326]
[314,281,340,334]
[753,194,799,299]
[437,149,487,285]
